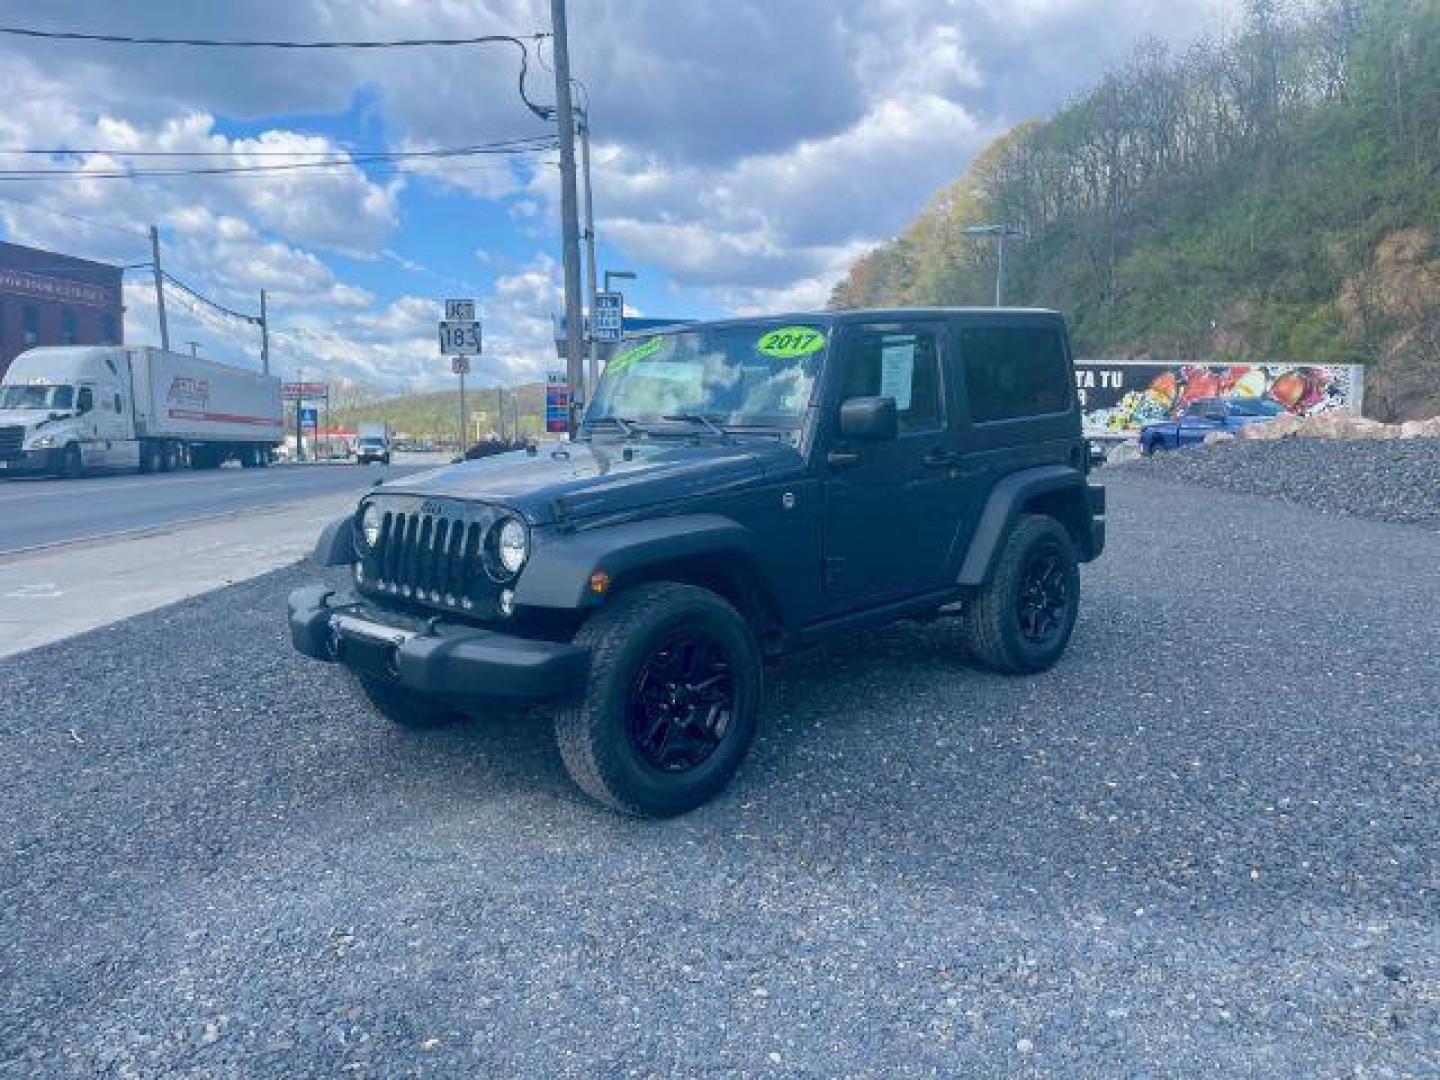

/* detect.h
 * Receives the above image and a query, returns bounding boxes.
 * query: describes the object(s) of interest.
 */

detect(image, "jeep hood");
[379,438,803,524]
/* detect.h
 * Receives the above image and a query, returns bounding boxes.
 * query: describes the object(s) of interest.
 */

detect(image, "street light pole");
[962,224,1026,307]
[549,0,585,435]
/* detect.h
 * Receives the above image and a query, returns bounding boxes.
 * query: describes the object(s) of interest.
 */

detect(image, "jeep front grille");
[369,509,486,606]
[0,425,23,460]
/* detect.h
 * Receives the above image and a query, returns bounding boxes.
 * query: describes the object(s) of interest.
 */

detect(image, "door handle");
[922,449,958,468]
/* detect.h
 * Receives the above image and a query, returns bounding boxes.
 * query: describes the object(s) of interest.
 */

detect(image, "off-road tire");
[961,513,1080,676]
[354,672,461,729]
[554,582,762,818]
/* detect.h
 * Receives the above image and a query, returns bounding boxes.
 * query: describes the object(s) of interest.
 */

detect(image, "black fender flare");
[512,513,763,611]
[312,514,358,566]
[957,465,1089,587]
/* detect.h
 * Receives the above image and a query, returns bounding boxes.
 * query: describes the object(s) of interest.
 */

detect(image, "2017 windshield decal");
[757,326,825,358]
[607,337,665,375]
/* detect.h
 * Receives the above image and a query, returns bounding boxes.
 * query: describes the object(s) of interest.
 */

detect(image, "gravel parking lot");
[1117,437,1440,531]
[2,472,1437,1077]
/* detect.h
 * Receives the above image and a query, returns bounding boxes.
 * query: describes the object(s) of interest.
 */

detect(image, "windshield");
[586,323,826,434]
[0,384,75,411]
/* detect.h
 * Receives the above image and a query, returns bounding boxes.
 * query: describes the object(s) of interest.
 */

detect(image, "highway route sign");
[445,299,475,321]
[593,292,624,342]
[451,355,471,375]
[439,320,482,355]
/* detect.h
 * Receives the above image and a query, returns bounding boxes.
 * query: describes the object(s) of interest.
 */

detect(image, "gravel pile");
[1114,437,1440,530]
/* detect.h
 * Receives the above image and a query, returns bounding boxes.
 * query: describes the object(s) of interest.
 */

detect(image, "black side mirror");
[838,396,897,441]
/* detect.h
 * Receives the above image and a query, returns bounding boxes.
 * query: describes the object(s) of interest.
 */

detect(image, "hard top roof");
[627,307,1061,336]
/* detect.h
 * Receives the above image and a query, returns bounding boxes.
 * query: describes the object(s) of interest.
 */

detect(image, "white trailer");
[0,345,282,477]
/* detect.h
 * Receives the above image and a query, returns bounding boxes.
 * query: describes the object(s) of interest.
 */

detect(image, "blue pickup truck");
[1140,396,1286,454]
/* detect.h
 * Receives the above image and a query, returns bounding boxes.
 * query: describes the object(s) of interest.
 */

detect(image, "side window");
[77,387,94,414]
[838,325,944,433]
[961,326,1073,423]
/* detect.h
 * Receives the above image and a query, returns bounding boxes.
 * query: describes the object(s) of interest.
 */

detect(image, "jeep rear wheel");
[961,514,1080,676]
[555,583,762,817]
[353,672,462,729]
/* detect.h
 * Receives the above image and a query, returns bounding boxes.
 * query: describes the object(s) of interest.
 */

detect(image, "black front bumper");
[287,586,588,702]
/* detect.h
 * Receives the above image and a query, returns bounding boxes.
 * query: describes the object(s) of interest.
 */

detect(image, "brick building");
[0,240,124,381]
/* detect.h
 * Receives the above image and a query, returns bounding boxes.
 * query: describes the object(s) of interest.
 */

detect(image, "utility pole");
[549,0,585,435]
[150,225,170,351]
[578,107,600,397]
[295,369,304,463]
[259,289,270,375]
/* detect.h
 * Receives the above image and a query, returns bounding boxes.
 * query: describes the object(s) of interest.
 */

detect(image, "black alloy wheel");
[554,582,762,817]
[960,513,1080,676]
[1016,546,1071,648]
[627,630,735,772]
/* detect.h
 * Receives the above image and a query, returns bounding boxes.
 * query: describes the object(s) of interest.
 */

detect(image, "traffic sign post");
[593,291,624,343]
[440,301,480,453]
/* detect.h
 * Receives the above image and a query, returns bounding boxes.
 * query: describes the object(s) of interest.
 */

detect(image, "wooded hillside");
[831,0,1440,419]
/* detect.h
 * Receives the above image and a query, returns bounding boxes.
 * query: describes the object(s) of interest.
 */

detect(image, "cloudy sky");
[0,0,1227,393]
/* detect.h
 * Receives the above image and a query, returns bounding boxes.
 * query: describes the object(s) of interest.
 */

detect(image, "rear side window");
[961,326,1072,422]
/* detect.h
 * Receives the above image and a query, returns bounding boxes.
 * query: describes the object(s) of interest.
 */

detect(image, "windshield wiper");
[589,415,635,434]
[661,413,728,437]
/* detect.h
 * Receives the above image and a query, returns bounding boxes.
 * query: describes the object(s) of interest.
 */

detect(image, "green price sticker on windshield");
[757,326,826,358]
[607,336,664,375]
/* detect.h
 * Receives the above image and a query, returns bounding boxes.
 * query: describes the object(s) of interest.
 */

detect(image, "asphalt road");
[1,474,1436,1077]
[0,460,437,555]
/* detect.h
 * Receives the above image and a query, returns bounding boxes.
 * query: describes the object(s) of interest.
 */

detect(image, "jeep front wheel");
[353,672,461,729]
[961,514,1080,676]
[555,583,762,817]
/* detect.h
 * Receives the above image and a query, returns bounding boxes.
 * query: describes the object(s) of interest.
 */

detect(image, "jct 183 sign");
[439,320,482,355]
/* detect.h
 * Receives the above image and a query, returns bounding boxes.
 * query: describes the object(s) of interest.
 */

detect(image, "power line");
[0,139,558,179]
[0,25,555,120]
[0,137,553,159]
[0,157,559,183]
[161,271,260,326]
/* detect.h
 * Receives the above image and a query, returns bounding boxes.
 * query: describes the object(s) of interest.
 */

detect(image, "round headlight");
[360,503,382,548]
[497,518,529,575]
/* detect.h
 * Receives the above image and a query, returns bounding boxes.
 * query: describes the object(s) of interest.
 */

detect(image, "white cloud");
[0,0,1230,390]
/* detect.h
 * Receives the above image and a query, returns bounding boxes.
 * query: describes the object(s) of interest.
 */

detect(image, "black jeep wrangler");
[289,309,1104,816]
